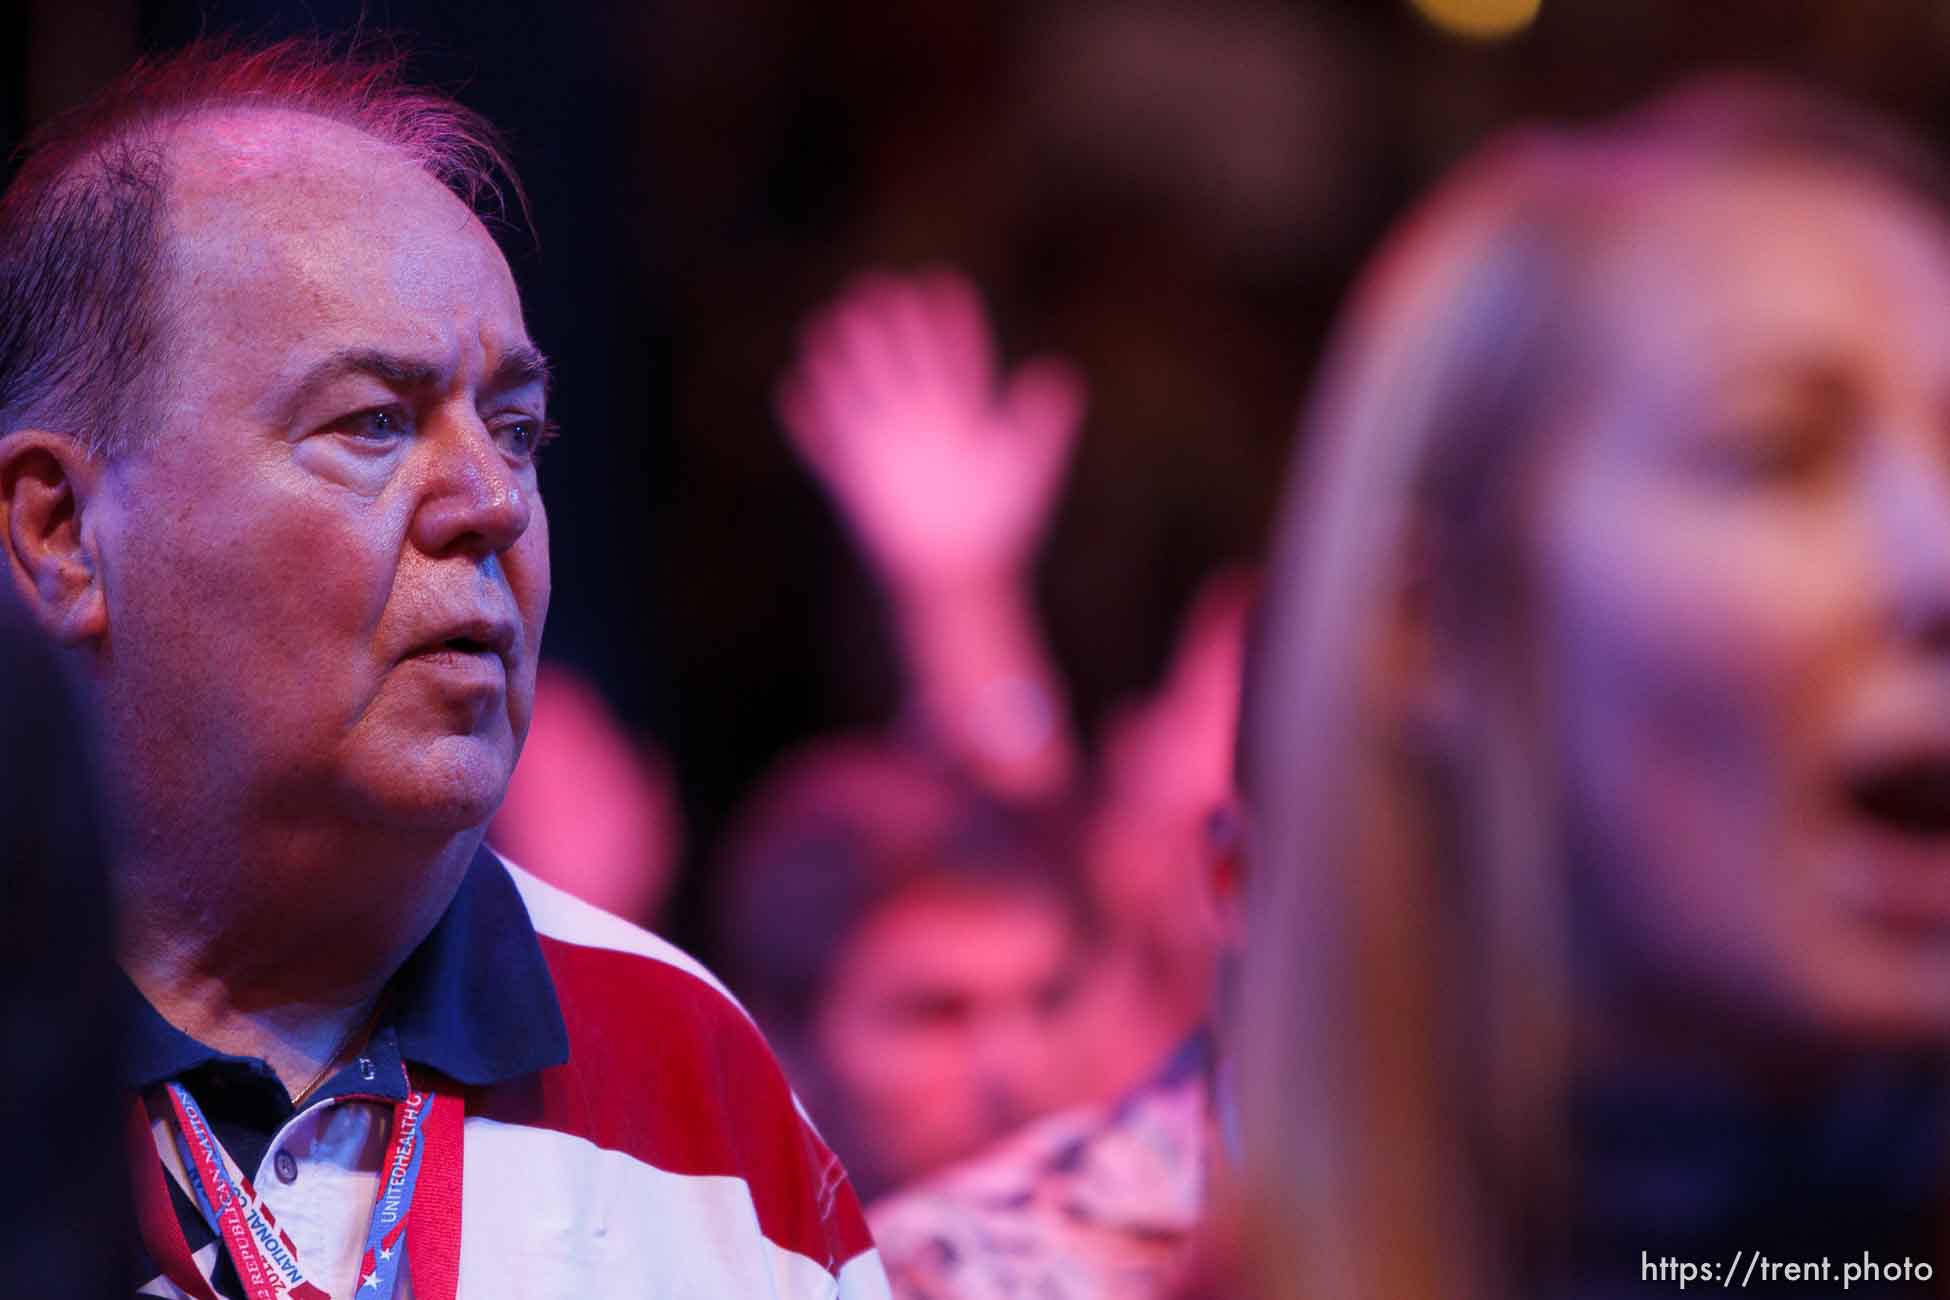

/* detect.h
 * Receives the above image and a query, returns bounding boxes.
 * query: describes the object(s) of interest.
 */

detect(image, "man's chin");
[339,735,516,835]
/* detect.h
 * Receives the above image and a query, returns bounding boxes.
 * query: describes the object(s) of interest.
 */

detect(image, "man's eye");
[886,992,971,1029]
[334,406,412,443]
[496,417,560,460]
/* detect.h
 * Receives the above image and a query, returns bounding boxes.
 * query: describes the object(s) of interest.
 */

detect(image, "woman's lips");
[1831,832,1950,939]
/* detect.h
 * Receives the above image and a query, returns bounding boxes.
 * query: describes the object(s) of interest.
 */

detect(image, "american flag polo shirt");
[125,847,891,1299]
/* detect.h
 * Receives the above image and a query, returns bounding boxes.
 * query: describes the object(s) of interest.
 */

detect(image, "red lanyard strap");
[406,1070,464,1300]
[130,1071,464,1300]
[128,1097,226,1300]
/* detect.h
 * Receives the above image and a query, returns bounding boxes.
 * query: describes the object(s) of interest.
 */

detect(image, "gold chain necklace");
[290,996,385,1109]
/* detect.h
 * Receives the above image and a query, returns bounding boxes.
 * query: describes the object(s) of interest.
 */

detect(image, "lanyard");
[148,1070,440,1300]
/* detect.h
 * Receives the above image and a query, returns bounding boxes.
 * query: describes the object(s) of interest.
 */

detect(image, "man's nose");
[1865,438,1950,655]
[410,413,533,558]
[969,1004,1054,1103]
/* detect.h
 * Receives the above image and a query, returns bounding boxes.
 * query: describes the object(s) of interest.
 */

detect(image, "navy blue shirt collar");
[122,846,569,1094]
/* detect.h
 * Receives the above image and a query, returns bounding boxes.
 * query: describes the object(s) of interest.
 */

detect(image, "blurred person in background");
[1240,76,1950,1300]
[0,588,128,1298]
[489,660,684,926]
[778,268,1251,1102]
[867,780,1250,1300]
[767,268,1262,1297]
[715,737,1093,1205]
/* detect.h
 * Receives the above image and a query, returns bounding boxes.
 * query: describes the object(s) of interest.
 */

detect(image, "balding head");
[0,38,519,459]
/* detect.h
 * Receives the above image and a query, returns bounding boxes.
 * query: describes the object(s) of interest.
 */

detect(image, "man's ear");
[0,431,107,646]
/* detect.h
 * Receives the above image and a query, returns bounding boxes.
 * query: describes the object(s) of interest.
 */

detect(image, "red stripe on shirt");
[466,935,875,1275]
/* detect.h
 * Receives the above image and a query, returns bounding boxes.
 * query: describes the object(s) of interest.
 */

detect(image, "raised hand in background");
[777,269,1086,798]
[777,269,1085,594]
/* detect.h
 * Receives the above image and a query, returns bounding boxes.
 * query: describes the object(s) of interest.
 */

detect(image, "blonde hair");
[1236,77,1950,1300]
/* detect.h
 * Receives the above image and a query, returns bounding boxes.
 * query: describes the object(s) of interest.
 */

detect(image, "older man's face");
[92,110,550,834]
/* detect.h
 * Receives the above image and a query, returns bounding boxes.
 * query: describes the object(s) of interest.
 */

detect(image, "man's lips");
[402,616,518,666]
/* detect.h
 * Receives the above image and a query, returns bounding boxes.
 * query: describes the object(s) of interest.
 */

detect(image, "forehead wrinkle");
[143,107,530,451]
[160,107,487,283]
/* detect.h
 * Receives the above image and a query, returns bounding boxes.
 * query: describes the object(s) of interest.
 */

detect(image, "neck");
[127,962,386,1101]
[116,811,481,1097]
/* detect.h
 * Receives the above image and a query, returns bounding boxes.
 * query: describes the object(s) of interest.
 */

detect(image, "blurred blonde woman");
[1240,79,1950,1300]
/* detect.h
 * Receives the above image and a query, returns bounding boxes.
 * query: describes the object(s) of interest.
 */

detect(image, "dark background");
[11,0,1949,960]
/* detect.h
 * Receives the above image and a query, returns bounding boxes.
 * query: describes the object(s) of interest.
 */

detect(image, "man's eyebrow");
[281,343,552,417]
[488,343,553,397]
[282,349,444,418]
